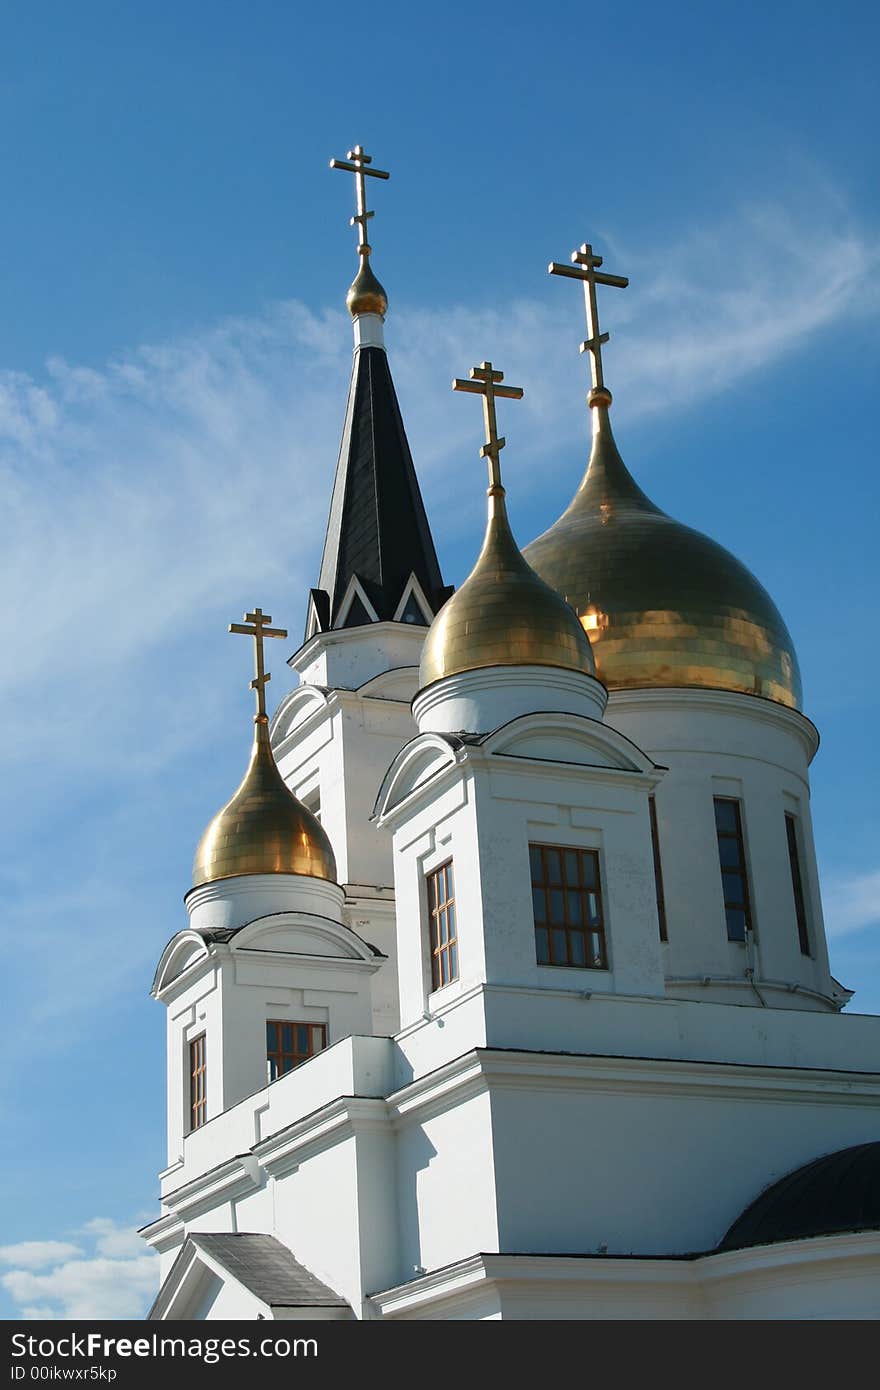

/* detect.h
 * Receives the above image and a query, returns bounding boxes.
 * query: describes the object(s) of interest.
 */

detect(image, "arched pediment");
[152,930,211,996]
[271,685,332,745]
[484,712,658,774]
[357,666,421,701]
[232,912,380,962]
[373,733,464,822]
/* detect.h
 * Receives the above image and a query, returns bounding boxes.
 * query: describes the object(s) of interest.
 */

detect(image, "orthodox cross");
[549,243,628,403]
[229,607,288,719]
[329,145,390,256]
[452,361,524,490]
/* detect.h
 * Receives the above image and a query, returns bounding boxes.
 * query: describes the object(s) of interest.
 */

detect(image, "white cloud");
[0,1220,158,1320]
[824,870,880,938]
[0,1241,82,1270]
[81,1217,149,1260]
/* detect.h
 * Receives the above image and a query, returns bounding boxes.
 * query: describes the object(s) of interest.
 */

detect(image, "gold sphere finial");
[346,255,388,319]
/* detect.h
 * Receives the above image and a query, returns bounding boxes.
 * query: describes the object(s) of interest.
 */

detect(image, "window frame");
[189,1032,207,1132]
[648,796,668,942]
[713,796,754,942]
[266,1020,328,1082]
[426,859,459,992]
[784,813,812,957]
[529,842,609,971]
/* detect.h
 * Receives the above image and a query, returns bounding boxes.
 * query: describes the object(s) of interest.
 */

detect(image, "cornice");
[161,1153,260,1218]
[253,1096,387,1178]
[607,686,820,760]
[371,1230,880,1314]
[138,1211,185,1254]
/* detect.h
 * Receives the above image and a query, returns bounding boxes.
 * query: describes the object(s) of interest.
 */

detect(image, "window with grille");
[714,797,753,942]
[427,861,458,990]
[649,796,668,941]
[529,844,608,969]
[785,814,811,957]
[266,1021,328,1081]
[189,1033,207,1131]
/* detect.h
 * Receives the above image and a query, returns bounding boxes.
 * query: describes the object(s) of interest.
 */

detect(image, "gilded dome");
[346,255,388,318]
[193,715,337,888]
[523,406,801,709]
[420,482,595,688]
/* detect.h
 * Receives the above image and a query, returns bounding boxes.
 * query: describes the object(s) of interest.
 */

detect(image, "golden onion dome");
[346,254,388,318]
[420,480,595,688]
[523,405,801,709]
[192,714,337,888]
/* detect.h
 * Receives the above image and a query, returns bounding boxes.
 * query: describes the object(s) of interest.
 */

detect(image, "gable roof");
[148,1233,351,1318]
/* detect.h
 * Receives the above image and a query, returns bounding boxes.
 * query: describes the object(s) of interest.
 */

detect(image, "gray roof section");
[191,1234,350,1308]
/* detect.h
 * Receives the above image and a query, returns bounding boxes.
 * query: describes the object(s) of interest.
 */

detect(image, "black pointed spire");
[312,145,449,637]
[313,345,448,632]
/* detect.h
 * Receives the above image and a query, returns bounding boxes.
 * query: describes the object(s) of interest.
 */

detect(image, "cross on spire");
[549,242,628,406]
[329,145,390,257]
[228,607,288,720]
[452,361,524,490]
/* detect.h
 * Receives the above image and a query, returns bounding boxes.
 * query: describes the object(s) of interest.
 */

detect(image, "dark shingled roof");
[720,1142,880,1251]
[189,1234,350,1308]
[314,345,448,630]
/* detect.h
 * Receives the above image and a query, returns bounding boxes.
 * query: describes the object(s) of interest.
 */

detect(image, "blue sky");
[0,0,878,1318]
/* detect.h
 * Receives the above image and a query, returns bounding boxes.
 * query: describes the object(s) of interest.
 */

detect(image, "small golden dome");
[420,483,595,688]
[192,715,337,888]
[346,255,388,318]
[524,406,801,709]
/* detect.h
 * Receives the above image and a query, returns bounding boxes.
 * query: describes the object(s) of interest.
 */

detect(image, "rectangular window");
[649,796,668,941]
[785,814,811,957]
[529,843,608,969]
[427,861,458,990]
[189,1033,207,1131]
[714,797,753,942]
[266,1021,328,1081]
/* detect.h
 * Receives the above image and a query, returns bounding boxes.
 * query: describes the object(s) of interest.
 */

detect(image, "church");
[141,146,880,1320]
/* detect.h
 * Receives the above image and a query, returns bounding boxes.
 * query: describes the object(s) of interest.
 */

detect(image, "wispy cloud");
[0,1220,158,1320]
[0,1241,82,1270]
[824,870,880,938]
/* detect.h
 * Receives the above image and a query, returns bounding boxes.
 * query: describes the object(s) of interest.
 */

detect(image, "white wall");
[606,689,839,1010]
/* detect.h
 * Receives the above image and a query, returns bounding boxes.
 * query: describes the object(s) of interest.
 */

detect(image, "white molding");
[162,1154,261,1219]
[231,911,382,964]
[384,1045,880,1125]
[355,666,420,701]
[139,1211,185,1254]
[334,574,380,630]
[373,732,466,824]
[184,874,346,921]
[152,930,212,998]
[607,686,820,761]
[414,663,607,735]
[392,573,434,625]
[370,1232,880,1317]
[270,684,335,749]
[484,709,660,774]
[254,1097,388,1178]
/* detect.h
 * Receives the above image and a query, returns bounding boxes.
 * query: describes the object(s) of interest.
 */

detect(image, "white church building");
[141,148,880,1320]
